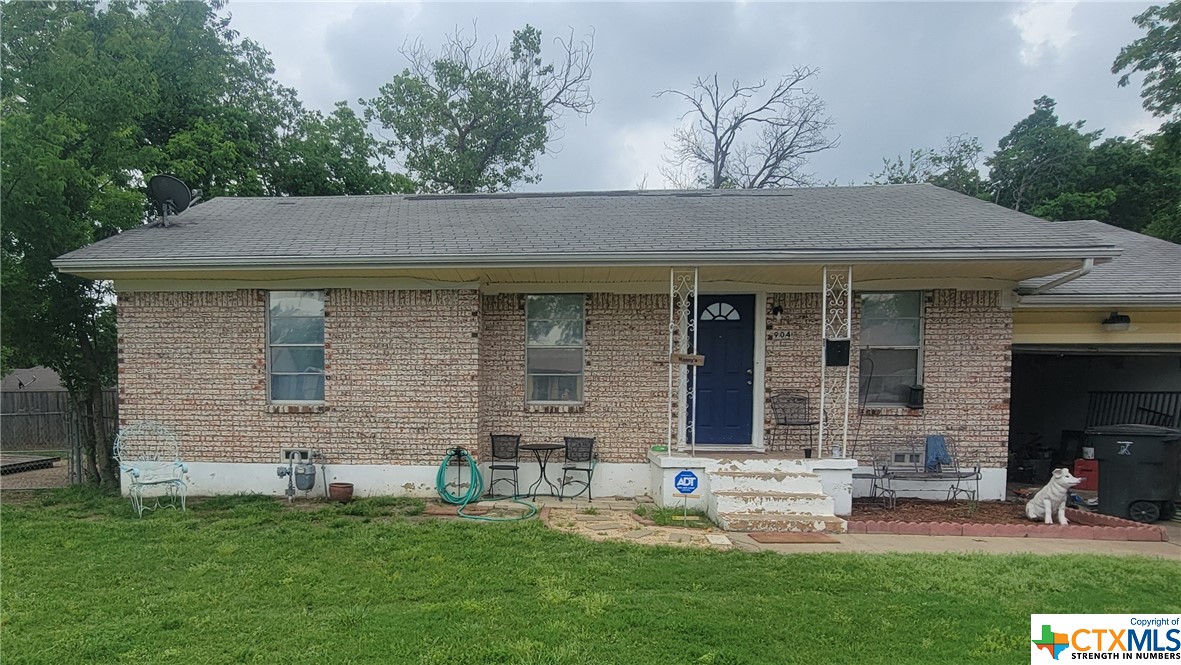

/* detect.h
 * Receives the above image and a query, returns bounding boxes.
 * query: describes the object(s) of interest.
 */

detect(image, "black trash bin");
[1085,424,1181,523]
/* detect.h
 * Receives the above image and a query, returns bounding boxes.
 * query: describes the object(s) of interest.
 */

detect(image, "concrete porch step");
[717,512,848,533]
[711,490,835,516]
[709,469,822,494]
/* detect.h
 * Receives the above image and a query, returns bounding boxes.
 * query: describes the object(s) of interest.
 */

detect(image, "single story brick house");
[57,184,1163,529]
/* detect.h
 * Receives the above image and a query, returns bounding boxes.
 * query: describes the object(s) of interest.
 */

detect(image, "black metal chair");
[886,435,981,503]
[853,456,897,509]
[559,436,597,501]
[943,436,982,503]
[486,434,521,497]
[767,390,820,452]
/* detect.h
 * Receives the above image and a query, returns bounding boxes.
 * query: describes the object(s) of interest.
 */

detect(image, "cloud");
[224,2,1158,190]
[1010,1,1079,66]
[605,121,677,190]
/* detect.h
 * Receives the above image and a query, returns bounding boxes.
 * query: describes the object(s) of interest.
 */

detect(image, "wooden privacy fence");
[1,389,118,484]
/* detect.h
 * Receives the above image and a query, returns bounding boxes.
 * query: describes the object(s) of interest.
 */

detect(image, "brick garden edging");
[846,509,1168,542]
[630,512,656,527]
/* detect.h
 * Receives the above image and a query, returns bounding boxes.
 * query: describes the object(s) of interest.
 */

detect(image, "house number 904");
[769,331,791,340]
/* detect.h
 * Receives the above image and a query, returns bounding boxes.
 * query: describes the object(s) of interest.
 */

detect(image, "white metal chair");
[113,422,188,517]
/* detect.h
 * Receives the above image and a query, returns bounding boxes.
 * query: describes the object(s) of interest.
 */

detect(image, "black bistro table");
[519,442,566,499]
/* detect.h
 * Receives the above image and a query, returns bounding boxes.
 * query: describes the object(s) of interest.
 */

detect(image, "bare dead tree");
[656,69,838,189]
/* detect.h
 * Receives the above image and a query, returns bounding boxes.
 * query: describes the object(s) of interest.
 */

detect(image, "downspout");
[1027,258,1094,295]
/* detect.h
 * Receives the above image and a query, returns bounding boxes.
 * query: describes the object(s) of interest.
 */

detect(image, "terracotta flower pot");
[328,482,354,503]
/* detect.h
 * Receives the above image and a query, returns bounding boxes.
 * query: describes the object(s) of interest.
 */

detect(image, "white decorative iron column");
[667,268,699,454]
[818,265,853,458]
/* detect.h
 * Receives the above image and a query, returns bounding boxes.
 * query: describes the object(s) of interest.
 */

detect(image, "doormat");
[748,532,839,544]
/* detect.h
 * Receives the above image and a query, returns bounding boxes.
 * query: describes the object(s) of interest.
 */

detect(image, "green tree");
[1074,135,1179,233]
[2,1,152,485]
[271,102,414,196]
[871,134,985,197]
[1112,2,1181,243]
[363,25,595,193]
[2,1,404,486]
[1113,1,1181,120]
[1138,124,1181,242]
[986,96,1100,213]
[1030,189,1119,222]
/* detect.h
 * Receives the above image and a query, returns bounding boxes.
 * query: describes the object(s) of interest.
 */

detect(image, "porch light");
[1101,312,1131,332]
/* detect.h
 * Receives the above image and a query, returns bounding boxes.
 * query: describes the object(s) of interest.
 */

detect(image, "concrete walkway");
[729,532,1180,558]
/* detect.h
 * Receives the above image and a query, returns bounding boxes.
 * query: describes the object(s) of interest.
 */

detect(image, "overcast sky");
[227,1,1160,192]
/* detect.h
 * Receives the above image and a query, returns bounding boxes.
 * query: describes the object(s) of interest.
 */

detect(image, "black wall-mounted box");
[824,339,850,367]
[907,385,925,409]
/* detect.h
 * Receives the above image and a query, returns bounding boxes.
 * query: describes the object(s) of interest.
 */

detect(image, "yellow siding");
[1013,308,1181,345]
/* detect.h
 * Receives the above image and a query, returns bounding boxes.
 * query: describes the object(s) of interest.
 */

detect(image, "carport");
[1008,221,1181,485]
[1008,345,1180,482]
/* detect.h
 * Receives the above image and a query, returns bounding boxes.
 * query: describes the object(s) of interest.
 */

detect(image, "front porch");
[646,264,1015,532]
[648,449,857,532]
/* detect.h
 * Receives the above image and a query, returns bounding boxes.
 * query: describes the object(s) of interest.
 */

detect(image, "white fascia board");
[1014,293,1181,309]
[53,246,1122,275]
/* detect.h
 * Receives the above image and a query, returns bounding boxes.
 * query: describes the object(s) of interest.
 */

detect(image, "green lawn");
[2,489,1178,665]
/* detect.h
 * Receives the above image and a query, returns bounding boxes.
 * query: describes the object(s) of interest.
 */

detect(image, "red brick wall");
[478,293,668,463]
[117,289,480,465]
[764,289,1011,467]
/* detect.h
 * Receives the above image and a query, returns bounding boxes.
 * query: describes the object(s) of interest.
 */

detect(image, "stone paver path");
[586,523,624,531]
[543,506,720,548]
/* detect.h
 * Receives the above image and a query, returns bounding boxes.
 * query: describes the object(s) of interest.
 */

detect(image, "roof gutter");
[53,246,1121,274]
[1023,258,1094,295]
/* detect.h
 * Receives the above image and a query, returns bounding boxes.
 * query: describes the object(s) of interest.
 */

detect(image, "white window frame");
[524,294,585,406]
[267,290,326,405]
[859,291,924,408]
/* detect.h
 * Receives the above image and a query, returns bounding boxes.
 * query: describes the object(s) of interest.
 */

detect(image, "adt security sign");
[673,470,699,496]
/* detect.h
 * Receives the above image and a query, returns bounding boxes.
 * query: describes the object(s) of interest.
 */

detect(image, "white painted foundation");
[122,460,651,500]
[850,465,1008,502]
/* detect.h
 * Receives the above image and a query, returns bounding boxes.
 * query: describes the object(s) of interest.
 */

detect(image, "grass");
[633,503,714,529]
[3,488,1179,665]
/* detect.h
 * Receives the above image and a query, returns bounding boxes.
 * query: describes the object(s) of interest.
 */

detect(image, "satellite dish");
[147,174,201,226]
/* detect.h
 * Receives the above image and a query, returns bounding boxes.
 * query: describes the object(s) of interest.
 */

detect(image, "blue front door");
[691,295,755,445]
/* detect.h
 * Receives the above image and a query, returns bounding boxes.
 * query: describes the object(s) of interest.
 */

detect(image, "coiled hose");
[435,447,537,522]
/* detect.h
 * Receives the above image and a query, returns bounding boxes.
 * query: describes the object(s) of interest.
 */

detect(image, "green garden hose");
[435,448,537,522]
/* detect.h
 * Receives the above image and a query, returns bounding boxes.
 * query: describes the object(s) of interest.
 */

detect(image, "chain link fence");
[1,389,118,484]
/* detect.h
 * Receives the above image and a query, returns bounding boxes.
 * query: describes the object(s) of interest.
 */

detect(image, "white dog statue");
[1024,468,1084,525]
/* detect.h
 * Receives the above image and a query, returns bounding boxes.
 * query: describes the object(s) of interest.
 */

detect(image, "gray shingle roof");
[55,184,1119,271]
[1018,221,1181,306]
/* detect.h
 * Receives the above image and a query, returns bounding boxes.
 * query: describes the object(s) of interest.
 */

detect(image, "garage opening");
[1008,346,1181,484]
